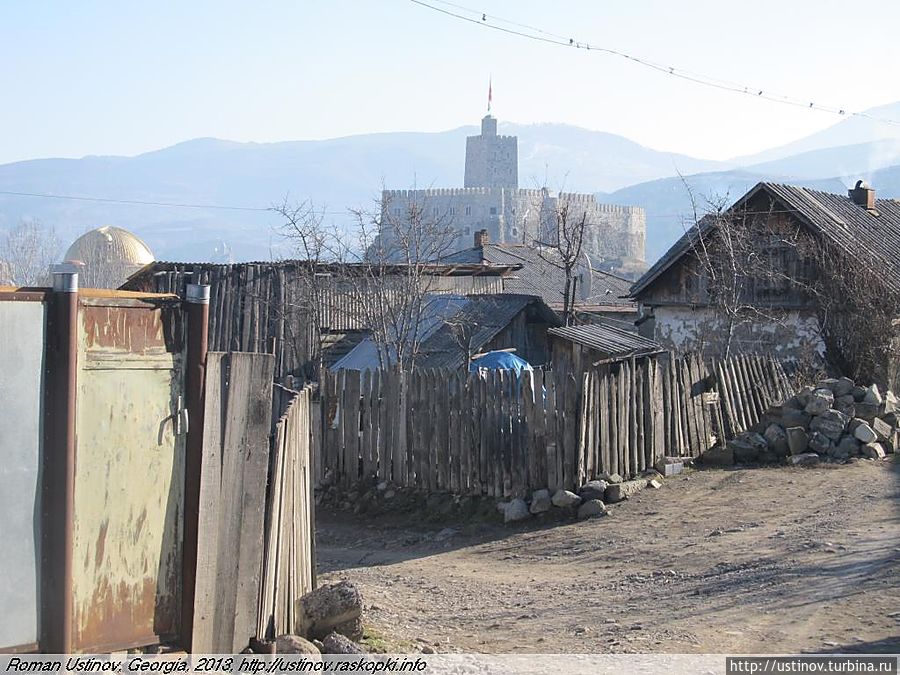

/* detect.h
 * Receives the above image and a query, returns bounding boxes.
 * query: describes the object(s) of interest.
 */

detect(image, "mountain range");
[3,102,900,264]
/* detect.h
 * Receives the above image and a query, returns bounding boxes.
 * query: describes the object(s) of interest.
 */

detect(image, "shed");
[549,321,663,373]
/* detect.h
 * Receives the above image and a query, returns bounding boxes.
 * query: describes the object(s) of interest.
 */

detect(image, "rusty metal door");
[71,295,186,652]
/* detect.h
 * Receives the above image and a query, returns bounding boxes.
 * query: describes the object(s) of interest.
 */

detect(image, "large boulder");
[701,445,734,467]
[834,394,856,417]
[604,479,648,503]
[577,499,608,519]
[871,417,893,443]
[854,402,879,420]
[321,632,366,654]
[785,427,809,455]
[551,489,581,508]
[809,409,849,440]
[807,431,833,455]
[805,388,834,415]
[863,384,883,406]
[836,435,861,457]
[504,498,531,523]
[295,581,363,641]
[764,424,789,456]
[853,421,878,444]
[578,480,609,501]
[276,635,321,655]
[529,489,551,514]
[862,442,887,459]
[782,408,812,430]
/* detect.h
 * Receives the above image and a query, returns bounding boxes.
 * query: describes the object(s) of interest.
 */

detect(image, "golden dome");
[63,226,154,288]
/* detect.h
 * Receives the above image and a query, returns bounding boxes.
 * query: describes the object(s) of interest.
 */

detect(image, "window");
[449,207,456,215]
[490,207,497,215]
[465,206,472,216]
[393,208,401,216]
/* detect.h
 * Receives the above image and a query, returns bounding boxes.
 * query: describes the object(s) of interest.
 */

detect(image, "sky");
[3,0,900,165]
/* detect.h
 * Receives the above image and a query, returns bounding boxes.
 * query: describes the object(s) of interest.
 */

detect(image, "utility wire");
[410,0,900,128]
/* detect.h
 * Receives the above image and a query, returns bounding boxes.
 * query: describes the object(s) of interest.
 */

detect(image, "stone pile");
[499,470,667,524]
[722,377,898,466]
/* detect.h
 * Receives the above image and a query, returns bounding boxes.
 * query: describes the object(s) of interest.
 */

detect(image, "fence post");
[41,269,78,653]
[182,283,210,652]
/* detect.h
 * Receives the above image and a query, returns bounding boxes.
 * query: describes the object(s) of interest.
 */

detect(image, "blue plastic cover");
[469,350,533,373]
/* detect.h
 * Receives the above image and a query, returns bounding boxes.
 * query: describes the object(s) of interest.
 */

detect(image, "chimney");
[474,229,489,248]
[849,179,876,209]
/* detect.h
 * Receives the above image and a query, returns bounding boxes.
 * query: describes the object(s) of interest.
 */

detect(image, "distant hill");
[0,123,723,261]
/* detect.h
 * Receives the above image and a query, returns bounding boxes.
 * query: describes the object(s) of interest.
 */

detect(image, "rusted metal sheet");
[0,299,46,650]
[72,301,186,652]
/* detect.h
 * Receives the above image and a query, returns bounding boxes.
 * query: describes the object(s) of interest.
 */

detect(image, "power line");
[410,0,900,128]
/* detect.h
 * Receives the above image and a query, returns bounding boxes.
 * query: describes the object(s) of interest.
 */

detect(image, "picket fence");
[320,353,792,497]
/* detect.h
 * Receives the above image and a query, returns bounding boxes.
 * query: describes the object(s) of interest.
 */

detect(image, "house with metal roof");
[630,180,900,385]
[330,293,561,371]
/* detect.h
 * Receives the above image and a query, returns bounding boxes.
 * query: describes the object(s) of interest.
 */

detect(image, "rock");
[834,394,856,417]
[504,498,531,523]
[853,421,878,444]
[796,386,813,408]
[809,409,849,440]
[850,385,868,402]
[577,499,608,519]
[836,435,861,456]
[376,481,388,492]
[321,632,366,654]
[551,489,581,508]
[807,431,833,455]
[785,426,809,455]
[863,384,883,406]
[654,457,684,476]
[729,438,759,464]
[604,479,647,503]
[648,479,662,489]
[833,377,855,397]
[529,489,551,514]
[330,617,363,641]
[862,442,887,459]
[854,402,879,420]
[598,472,623,484]
[578,480,609,501]
[872,417,893,442]
[496,501,509,514]
[764,424,789,455]
[781,408,812,429]
[805,388,834,415]
[883,391,899,414]
[434,527,458,542]
[882,411,900,428]
[383,490,395,500]
[295,581,363,640]
[275,634,321,655]
[790,452,820,466]
[701,445,734,467]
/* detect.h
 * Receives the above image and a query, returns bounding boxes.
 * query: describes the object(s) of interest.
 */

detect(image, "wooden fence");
[258,384,317,640]
[320,353,792,497]
[192,353,316,653]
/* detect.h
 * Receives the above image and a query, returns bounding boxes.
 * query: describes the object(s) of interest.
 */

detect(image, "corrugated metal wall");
[0,299,47,650]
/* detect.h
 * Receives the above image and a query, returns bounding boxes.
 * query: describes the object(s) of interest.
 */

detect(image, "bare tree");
[536,197,588,326]
[0,220,61,286]
[349,191,459,370]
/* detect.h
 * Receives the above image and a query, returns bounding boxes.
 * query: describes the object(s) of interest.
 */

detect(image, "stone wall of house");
[640,305,826,367]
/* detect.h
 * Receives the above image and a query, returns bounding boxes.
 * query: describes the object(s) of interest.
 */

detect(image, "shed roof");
[331,293,561,371]
[630,181,900,298]
[548,322,662,359]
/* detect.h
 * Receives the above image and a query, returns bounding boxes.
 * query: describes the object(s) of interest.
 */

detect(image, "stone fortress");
[382,113,647,279]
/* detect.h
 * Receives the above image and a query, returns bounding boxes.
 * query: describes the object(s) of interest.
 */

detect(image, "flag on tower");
[488,77,492,113]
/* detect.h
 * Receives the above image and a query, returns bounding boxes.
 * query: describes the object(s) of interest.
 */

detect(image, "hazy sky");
[3,0,900,165]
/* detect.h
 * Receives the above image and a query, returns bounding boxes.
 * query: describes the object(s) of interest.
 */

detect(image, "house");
[630,180,900,385]
[330,293,562,371]
[548,321,663,373]
[439,230,637,323]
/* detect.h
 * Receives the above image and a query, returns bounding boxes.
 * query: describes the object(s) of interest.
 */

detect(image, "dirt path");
[317,458,900,654]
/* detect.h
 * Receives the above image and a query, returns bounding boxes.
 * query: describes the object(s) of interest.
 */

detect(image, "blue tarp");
[469,351,533,373]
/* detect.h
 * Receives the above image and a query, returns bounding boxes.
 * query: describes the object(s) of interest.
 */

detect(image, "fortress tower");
[464,114,518,189]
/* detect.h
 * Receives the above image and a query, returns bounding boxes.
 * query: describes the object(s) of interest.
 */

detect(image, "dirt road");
[317,458,900,654]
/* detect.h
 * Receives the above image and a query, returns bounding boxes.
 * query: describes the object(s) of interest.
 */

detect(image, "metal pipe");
[42,270,78,653]
[180,283,209,652]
